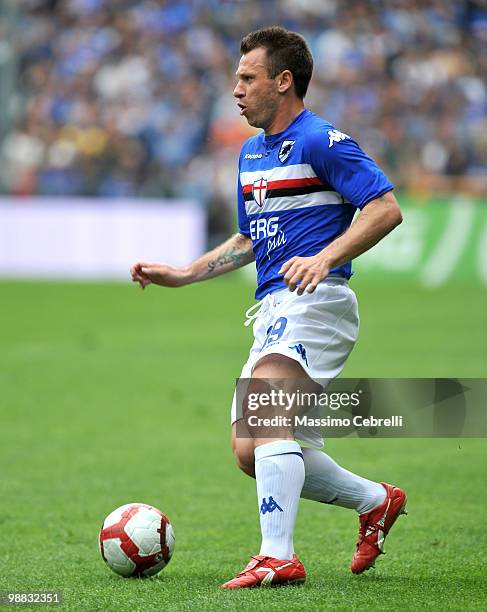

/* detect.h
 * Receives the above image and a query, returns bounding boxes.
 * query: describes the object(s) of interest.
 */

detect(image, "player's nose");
[233,81,244,98]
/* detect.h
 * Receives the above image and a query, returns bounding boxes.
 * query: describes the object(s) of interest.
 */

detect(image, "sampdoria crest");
[278,140,295,163]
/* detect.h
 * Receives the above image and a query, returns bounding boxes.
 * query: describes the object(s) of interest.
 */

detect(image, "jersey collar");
[263,109,310,146]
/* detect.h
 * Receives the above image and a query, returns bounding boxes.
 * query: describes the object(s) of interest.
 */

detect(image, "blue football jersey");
[237,109,393,299]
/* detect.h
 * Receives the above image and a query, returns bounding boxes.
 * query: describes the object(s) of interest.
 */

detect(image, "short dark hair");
[240,26,313,99]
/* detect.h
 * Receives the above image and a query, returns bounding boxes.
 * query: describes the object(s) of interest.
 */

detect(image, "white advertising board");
[0,198,206,280]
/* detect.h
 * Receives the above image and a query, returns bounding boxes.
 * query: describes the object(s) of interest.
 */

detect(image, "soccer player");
[131,26,406,589]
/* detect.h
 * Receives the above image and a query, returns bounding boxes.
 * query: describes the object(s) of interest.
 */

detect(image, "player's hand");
[130,262,191,289]
[279,254,331,295]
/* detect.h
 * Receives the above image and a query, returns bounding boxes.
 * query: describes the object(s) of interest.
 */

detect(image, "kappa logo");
[252,177,268,207]
[278,139,295,163]
[328,129,350,148]
[289,343,308,366]
[244,152,263,159]
[260,496,283,514]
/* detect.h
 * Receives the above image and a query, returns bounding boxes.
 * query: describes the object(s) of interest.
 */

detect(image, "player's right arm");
[130,232,254,289]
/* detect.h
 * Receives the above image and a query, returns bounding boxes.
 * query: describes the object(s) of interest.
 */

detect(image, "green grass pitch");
[1,277,486,610]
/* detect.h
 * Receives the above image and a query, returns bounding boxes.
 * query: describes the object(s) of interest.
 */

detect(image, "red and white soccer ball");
[99,503,175,577]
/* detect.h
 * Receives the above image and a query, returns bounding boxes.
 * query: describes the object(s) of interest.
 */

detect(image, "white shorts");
[231,277,359,448]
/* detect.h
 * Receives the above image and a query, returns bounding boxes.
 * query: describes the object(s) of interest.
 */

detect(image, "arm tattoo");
[207,245,251,272]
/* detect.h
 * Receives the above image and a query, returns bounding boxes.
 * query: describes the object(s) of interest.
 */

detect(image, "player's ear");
[277,70,293,94]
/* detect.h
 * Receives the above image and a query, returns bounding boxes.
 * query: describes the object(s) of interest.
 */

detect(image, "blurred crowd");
[1,0,486,227]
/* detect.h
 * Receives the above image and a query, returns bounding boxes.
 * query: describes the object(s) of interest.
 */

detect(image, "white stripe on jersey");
[246,191,347,215]
[240,163,317,186]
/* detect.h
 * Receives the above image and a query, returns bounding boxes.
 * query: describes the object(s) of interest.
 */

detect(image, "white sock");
[300,447,386,514]
[254,440,305,560]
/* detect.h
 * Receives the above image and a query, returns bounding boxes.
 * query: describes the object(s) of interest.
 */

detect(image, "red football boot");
[221,554,306,589]
[351,482,407,574]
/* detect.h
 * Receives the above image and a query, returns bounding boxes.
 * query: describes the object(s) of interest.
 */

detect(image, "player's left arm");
[279,189,402,294]
[280,127,403,295]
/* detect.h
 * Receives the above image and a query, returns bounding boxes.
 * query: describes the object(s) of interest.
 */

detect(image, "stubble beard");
[247,91,279,132]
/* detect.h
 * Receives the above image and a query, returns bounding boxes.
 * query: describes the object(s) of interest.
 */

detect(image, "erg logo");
[250,216,279,240]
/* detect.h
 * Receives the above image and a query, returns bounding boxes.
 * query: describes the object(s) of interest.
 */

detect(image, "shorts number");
[262,317,287,349]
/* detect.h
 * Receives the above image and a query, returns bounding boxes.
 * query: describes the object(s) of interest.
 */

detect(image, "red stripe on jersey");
[242,177,324,194]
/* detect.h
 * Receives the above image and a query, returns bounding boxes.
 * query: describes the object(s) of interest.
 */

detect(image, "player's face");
[233,47,280,130]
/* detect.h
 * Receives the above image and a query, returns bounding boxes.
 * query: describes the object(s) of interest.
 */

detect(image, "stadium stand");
[0,0,485,233]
